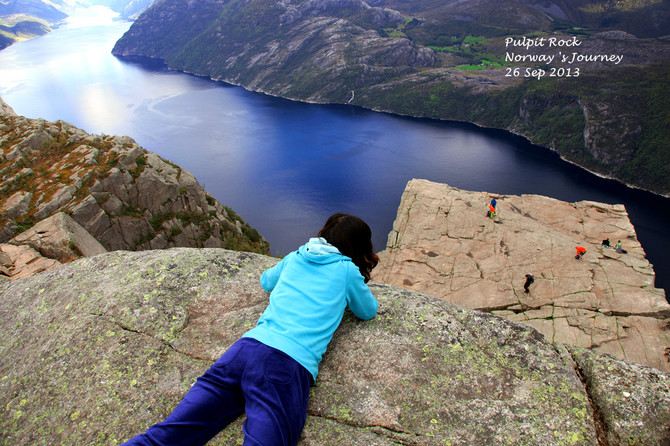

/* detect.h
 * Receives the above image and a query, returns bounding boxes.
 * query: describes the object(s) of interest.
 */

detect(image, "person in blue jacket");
[123,213,379,446]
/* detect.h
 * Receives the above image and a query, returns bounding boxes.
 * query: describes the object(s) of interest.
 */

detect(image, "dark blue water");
[1,9,668,296]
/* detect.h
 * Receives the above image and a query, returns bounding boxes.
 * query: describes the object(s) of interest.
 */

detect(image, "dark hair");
[318,213,379,283]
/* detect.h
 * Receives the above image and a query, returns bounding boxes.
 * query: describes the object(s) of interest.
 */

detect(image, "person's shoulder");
[285,250,299,259]
[343,260,364,279]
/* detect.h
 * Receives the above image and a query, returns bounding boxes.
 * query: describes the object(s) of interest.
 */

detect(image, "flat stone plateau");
[375,179,670,372]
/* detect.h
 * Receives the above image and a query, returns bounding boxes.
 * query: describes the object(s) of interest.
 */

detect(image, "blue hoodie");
[243,237,378,381]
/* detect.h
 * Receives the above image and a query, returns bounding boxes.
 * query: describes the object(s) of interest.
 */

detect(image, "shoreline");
[137,55,670,201]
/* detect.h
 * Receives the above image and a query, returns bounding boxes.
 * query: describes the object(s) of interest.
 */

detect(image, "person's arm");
[346,263,378,320]
[260,254,290,292]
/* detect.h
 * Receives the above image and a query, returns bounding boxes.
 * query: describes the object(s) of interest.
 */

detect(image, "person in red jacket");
[575,246,587,260]
[487,200,496,219]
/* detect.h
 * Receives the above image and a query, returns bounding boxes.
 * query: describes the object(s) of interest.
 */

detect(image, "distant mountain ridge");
[113,0,670,196]
[372,0,670,39]
[0,0,67,49]
[88,0,153,19]
[0,0,154,49]
[0,0,68,23]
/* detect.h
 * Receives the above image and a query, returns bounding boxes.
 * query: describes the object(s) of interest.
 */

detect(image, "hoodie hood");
[298,237,347,264]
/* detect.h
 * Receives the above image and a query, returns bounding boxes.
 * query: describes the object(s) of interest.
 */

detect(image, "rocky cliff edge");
[375,179,670,372]
[0,248,669,445]
[0,97,268,266]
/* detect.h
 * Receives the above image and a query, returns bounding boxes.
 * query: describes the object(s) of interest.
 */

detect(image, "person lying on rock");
[122,213,379,446]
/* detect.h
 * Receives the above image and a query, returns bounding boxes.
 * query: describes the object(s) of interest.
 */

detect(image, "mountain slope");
[0,0,68,22]
[86,0,154,19]
[113,0,670,196]
[0,0,156,49]
[0,0,66,48]
[374,0,670,38]
[0,97,269,254]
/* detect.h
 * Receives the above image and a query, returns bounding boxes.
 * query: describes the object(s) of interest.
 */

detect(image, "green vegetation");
[455,58,505,71]
[518,83,586,153]
[221,206,266,250]
[105,153,119,168]
[119,204,144,218]
[427,35,488,55]
[112,0,670,195]
[379,16,419,39]
[149,213,171,232]
[427,35,507,71]
[604,64,670,192]
[14,216,35,233]
[129,155,147,179]
[462,35,487,46]
[241,225,262,244]
[383,28,406,38]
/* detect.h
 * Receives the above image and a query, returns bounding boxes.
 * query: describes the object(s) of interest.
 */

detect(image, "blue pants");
[123,338,312,446]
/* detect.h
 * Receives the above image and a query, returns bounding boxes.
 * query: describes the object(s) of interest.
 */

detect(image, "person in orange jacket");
[487,199,497,219]
[575,245,587,259]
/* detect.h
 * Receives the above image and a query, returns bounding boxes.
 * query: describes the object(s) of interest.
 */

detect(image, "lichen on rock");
[1,248,668,445]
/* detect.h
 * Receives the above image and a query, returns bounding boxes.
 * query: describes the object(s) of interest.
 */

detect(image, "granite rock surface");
[1,248,668,445]
[374,179,670,372]
[0,211,107,280]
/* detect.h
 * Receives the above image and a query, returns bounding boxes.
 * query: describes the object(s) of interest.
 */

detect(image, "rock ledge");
[1,248,669,445]
[375,179,670,372]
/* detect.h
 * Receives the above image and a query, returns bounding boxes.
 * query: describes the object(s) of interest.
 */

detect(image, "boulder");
[374,179,670,372]
[0,248,668,445]
[570,347,670,446]
[9,212,106,262]
[0,243,61,280]
[1,191,32,219]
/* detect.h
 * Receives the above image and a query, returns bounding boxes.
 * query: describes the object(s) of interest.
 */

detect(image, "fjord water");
[1,9,669,294]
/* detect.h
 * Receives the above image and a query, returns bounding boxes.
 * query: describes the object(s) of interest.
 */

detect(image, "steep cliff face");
[374,179,670,372]
[112,0,670,196]
[114,0,436,103]
[0,97,269,255]
[1,248,668,445]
